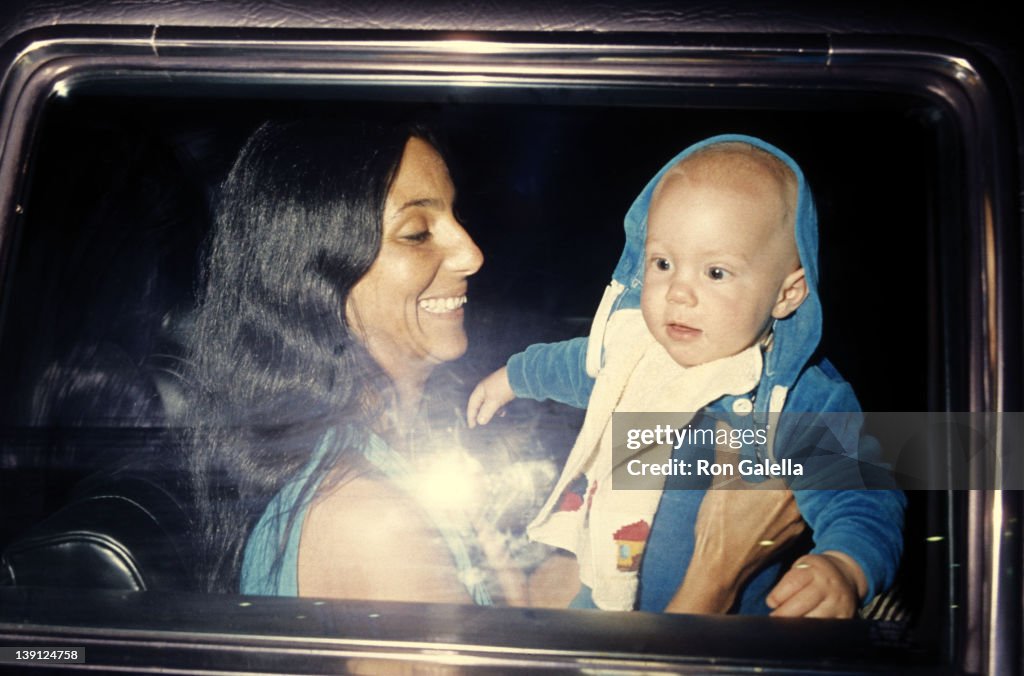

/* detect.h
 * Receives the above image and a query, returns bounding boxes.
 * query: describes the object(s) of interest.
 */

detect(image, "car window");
[0,31,1006,672]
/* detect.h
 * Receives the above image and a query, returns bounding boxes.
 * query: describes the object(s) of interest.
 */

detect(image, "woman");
[187,118,801,607]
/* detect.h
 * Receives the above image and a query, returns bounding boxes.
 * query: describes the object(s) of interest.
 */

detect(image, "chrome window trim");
[0,27,1018,674]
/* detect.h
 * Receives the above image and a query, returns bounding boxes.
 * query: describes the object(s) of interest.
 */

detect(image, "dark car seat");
[0,457,196,592]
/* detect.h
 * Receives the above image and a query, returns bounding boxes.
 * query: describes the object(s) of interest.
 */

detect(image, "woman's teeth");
[418,295,467,314]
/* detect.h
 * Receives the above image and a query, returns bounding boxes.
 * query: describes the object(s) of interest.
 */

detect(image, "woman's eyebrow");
[387,197,446,225]
[394,197,445,213]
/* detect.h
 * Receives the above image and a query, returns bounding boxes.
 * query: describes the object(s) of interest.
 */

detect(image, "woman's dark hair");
[186,118,424,592]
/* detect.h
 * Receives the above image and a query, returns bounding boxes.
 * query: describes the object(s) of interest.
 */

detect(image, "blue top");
[240,426,494,605]
[507,134,905,612]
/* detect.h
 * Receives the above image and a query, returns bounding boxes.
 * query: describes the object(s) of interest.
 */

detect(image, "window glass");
[0,87,951,665]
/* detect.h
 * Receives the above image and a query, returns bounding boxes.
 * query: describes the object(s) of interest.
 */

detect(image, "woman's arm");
[298,475,471,603]
[665,484,804,613]
[526,551,581,608]
[476,521,580,608]
[665,424,807,614]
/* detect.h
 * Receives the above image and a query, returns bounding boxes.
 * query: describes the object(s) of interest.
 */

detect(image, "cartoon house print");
[614,520,651,572]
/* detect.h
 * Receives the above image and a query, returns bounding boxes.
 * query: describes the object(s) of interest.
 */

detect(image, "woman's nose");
[443,220,484,276]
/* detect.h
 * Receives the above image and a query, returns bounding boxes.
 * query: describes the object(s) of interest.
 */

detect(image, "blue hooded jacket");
[508,134,905,612]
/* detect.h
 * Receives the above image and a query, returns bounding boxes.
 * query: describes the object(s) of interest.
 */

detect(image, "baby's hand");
[766,551,867,618]
[467,366,515,428]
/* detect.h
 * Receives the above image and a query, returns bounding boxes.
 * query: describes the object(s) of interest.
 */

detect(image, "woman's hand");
[766,550,866,618]
[467,366,516,428]
[665,443,806,614]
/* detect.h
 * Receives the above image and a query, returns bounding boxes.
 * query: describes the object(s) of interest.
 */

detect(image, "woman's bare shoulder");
[297,474,471,603]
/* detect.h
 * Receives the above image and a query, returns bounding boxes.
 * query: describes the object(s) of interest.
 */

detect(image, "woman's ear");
[771,268,808,319]
[345,294,364,339]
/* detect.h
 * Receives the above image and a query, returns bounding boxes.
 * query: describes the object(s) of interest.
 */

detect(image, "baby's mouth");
[666,322,701,340]
[418,295,467,314]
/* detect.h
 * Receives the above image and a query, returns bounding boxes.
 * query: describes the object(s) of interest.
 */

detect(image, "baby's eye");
[707,266,729,281]
[652,257,671,272]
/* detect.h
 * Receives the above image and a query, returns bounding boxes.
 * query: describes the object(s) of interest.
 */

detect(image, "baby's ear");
[772,268,808,319]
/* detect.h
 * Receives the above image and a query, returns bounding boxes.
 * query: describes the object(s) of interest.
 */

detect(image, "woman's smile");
[418,293,468,315]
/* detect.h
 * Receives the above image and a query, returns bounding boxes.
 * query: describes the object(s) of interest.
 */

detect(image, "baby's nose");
[667,277,697,305]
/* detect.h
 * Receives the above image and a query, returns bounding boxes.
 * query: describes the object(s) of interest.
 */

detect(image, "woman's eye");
[707,266,728,280]
[403,230,431,244]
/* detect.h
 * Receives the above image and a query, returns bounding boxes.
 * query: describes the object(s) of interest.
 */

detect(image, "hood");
[607,133,821,412]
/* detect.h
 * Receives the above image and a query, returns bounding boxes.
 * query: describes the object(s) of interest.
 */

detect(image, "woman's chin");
[417,309,470,361]
[432,335,469,365]
[415,326,469,366]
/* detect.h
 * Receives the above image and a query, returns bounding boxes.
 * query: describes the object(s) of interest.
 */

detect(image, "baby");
[468,135,905,617]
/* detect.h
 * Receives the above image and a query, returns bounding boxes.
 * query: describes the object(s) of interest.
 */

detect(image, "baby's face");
[641,167,804,368]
